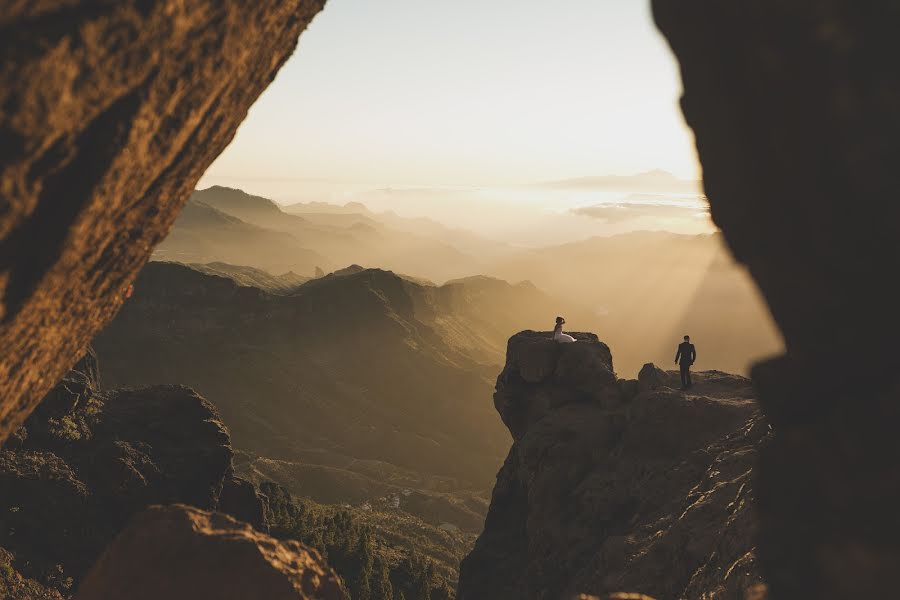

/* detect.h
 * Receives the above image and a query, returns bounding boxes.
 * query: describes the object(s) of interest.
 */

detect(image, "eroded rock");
[0,349,266,591]
[637,363,667,392]
[459,331,765,600]
[74,504,346,600]
[0,0,327,445]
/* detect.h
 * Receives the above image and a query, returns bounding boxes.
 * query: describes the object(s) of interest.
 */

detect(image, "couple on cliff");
[552,317,698,390]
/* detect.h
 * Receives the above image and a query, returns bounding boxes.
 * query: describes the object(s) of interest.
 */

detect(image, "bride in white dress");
[553,316,576,343]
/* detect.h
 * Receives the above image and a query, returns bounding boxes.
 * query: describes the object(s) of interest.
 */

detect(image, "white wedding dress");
[553,324,576,343]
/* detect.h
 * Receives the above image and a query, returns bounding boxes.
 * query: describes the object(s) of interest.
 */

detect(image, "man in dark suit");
[675,335,697,390]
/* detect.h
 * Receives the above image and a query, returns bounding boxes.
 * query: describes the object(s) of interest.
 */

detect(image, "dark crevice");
[0,71,155,321]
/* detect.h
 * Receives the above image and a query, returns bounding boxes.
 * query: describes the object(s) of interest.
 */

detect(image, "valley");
[82,186,776,597]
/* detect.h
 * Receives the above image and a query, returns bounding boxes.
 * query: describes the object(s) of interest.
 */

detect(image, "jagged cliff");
[458,332,767,600]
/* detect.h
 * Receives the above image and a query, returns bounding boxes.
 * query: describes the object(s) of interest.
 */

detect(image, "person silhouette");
[675,335,696,390]
[553,316,576,343]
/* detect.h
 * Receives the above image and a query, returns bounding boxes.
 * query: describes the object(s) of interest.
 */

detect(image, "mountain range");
[92,261,594,531]
[153,186,511,282]
[153,186,782,376]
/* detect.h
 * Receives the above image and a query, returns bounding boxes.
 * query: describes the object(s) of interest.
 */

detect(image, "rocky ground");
[458,331,768,600]
[0,348,269,596]
[1,330,770,599]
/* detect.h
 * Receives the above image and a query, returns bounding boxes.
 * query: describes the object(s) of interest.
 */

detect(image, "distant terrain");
[155,186,781,375]
[93,261,593,532]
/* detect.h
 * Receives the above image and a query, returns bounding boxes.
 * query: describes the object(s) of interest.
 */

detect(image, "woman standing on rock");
[553,316,576,343]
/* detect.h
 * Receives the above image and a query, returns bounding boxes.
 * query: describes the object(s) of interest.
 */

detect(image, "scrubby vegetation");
[263,482,464,599]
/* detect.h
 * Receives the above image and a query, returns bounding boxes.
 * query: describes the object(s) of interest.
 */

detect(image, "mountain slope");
[153,200,331,275]
[93,262,587,514]
[191,186,494,282]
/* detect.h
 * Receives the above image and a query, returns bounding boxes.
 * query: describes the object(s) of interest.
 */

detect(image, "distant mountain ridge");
[157,185,780,376]
[153,199,332,275]
[93,261,592,528]
[167,186,511,283]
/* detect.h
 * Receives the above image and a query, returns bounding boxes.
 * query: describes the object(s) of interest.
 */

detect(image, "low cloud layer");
[572,198,709,225]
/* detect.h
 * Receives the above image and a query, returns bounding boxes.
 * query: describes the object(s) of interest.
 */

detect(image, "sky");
[198,0,701,202]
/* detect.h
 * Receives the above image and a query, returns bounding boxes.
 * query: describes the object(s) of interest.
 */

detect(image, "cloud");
[571,200,709,224]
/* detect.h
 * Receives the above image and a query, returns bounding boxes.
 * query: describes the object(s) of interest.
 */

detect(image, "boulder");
[555,341,616,392]
[494,332,617,439]
[637,363,668,392]
[507,332,560,383]
[0,352,267,590]
[220,476,270,533]
[87,385,233,511]
[75,505,346,600]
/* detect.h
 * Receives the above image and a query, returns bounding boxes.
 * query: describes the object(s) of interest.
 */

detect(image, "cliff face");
[458,332,766,600]
[0,0,326,445]
[651,3,900,597]
[0,348,268,593]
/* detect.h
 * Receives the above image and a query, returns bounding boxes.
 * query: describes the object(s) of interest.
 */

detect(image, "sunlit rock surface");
[0,350,265,592]
[0,0,326,444]
[75,504,346,600]
[458,332,766,599]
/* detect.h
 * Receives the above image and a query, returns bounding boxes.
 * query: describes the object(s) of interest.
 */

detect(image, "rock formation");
[458,332,766,599]
[2,2,897,598]
[0,547,64,600]
[0,348,267,592]
[74,504,345,600]
[652,2,900,597]
[92,261,581,495]
[0,0,326,445]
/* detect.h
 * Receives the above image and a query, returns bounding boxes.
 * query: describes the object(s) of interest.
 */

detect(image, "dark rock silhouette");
[653,2,900,596]
[74,504,346,600]
[0,547,64,599]
[637,363,667,391]
[0,0,327,445]
[0,349,266,592]
[458,332,765,599]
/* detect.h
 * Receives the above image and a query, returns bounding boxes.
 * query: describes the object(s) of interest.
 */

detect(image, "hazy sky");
[200,0,700,193]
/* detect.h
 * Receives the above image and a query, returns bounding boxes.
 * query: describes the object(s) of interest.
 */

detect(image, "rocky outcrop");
[652,3,900,597]
[458,334,766,599]
[75,504,345,600]
[637,363,667,391]
[0,348,266,592]
[0,547,64,600]
[0,0,327,446]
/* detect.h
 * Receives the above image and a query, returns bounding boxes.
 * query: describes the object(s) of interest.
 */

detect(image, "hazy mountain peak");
[177,200,246,227]
[192,186,286,217]
[638,168,678,180]
[330,264,368,277]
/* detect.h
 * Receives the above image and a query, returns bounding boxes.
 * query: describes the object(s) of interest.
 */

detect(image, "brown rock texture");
[0,350,267,591]
[0,0,326,444]
[652,2,900,597]
[458,334,767,600]
[74,504,346,600]
[0,547,64,600]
